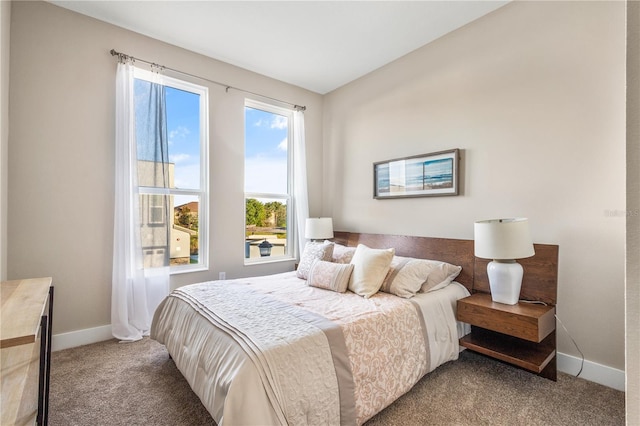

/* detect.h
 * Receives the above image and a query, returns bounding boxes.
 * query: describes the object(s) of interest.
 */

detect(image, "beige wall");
[323,1,626,371]
[7,1,323,334]
[0,0,10,281]
[627,0,639,421]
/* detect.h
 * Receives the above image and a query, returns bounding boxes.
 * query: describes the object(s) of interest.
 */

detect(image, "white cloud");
[169,126,190,143]
[277,138,288,151]
[252,115,287,130]
[271,116,288,130]
[169,153,190,163]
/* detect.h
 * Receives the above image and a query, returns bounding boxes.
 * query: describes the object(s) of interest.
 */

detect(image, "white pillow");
[307,260,354,293]
[329,242,357,264]
[380,256,430,298]
[296,241,334,280]
[419,260,462,292]
[348,244,395,298]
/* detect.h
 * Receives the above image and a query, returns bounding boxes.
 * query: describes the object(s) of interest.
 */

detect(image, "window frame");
[244,98,295,265]
[133,67,209,274]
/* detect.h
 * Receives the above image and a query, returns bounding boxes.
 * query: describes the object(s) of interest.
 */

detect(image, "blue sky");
[244,107,289,195]
[165,86,201,190]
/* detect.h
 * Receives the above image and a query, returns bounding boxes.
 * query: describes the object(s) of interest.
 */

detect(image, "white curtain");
[112,62,170,342]
[293,110,309,257]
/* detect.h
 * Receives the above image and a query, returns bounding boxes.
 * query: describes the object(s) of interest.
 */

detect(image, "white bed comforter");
[151,272,470,426]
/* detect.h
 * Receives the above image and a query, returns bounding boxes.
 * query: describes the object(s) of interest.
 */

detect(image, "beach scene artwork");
[374,149,458,198]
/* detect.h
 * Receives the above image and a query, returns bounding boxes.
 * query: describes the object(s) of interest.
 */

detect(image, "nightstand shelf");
[457,292,557,380]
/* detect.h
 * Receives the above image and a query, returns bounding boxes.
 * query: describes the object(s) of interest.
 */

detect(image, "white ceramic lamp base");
[487,260,523,305]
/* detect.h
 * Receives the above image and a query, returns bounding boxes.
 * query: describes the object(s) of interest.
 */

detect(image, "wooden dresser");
[1,277,54,426]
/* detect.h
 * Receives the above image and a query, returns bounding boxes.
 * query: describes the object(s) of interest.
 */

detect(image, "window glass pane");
[134,82,201,191]
[245,197,287,259]
[166,87,201,190]
[134,79,170,189]
[172,195,200,266]
[244,107,288,194]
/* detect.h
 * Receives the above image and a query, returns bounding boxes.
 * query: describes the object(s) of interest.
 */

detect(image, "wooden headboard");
[332,231,559,305]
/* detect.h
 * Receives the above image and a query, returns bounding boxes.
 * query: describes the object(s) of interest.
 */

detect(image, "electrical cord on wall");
[520,299,585,378]
[554,313,585,377]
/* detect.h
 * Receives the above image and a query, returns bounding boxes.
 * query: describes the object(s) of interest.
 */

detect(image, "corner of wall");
[627,0,640,422]
[557,352,625,392]
[52,325,114,352]
[0,0,11,282]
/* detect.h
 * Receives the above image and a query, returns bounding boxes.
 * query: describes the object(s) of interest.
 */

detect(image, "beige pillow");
[419,260,462,293]
[329,242,357,264]
[296,241,334,280]
[380,256,431,298]
[307,260,354,293]
[348,244,395,298]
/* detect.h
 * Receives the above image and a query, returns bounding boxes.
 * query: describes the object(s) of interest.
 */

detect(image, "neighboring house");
[174,202,199,232]
[171,225,195,265]
[138,160,191,266]
[175,201,199,217]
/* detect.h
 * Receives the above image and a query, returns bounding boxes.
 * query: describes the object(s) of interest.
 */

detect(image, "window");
[244,99,293,262]
[134,68,208,272]
[148,195,166,225]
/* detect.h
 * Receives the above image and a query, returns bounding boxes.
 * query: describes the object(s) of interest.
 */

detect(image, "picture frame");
[373,149,459,199]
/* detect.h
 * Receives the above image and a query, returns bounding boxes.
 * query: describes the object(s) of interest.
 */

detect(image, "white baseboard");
[51,326,626,392]
[558,351,625,391]
[52,324,113,352]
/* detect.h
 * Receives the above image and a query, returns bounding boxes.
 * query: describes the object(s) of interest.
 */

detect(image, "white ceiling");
[50,1,509,94]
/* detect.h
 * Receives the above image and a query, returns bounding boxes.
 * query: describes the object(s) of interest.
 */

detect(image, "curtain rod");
[110,49,306,112]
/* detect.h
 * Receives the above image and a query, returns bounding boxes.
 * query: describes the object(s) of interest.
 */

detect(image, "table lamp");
[305,217,334,241]
[474,218,535,305]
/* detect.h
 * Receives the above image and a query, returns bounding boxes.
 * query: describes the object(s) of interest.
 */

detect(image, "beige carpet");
[49,338,624,426]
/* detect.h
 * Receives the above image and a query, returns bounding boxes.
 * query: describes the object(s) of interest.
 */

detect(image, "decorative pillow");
[348,244,395,298]
[380,256,431,298]
[307,260,354,293]
[328,242,356,264]
[419,260,462,293]
[296,241,334,280]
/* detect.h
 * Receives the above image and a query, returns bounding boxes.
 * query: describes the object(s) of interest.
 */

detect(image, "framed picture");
[373,149,459,199]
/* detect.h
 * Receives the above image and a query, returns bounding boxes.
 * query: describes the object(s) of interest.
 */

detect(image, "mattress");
[151,271,470,425]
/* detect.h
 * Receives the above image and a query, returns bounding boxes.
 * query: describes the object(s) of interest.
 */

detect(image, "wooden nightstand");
[457,292,557,380]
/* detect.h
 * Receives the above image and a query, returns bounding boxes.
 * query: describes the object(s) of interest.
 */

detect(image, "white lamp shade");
[305,217,334,240]
[474,218,535,260]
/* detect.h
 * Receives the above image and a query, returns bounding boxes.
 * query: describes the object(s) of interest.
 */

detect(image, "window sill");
[170,265,208,275]
[244,257,296,267]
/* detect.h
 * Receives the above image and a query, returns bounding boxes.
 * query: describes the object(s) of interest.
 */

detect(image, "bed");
[151,232,478,425]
